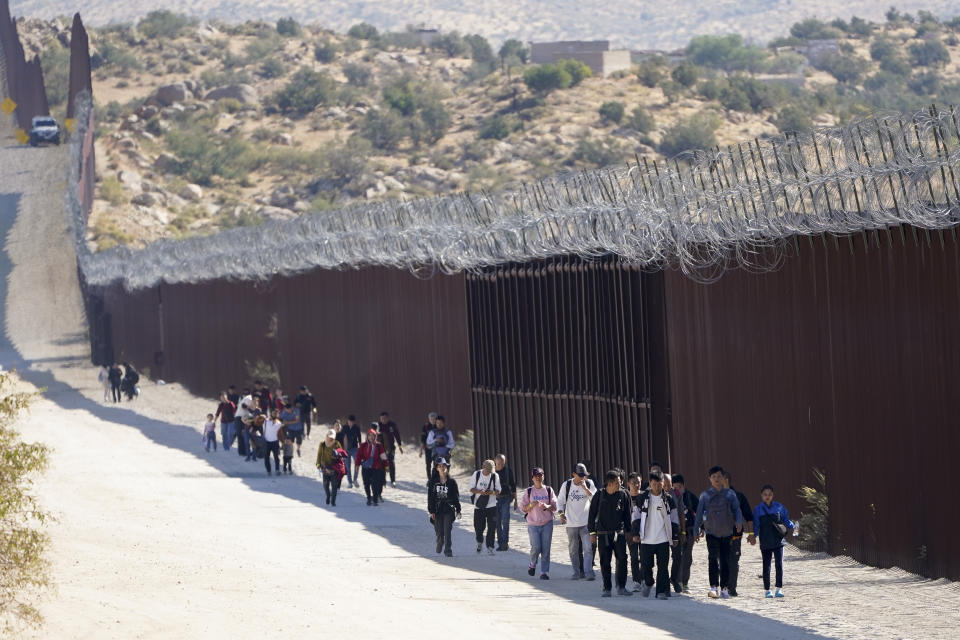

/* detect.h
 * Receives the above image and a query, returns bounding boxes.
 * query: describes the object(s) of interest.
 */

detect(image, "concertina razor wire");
[67,95,960,291]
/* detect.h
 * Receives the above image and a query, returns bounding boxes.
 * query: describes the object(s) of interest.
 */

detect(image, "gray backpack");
[703,490,736,537]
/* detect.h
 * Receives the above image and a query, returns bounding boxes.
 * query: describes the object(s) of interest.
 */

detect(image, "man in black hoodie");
[723,471,753,597]
[588,470,633,597]
[428,458,461,557]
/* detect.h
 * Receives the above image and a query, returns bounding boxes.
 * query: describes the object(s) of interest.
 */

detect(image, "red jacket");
[356,441,387,470]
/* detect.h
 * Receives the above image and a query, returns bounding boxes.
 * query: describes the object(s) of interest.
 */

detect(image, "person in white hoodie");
[631,471,679,599]
[557,463,597,580]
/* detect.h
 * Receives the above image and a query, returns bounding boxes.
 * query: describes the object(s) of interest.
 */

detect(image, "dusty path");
[1,134,959,639]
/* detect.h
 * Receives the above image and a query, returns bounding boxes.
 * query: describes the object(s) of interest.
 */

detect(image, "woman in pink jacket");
[520,467,558,580]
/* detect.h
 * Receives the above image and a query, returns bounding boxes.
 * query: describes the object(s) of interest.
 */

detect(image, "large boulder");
[205,84,259,105]
[180,184,203,202]
[153,83,188,107]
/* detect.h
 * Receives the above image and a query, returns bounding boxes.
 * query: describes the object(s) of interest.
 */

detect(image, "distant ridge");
[9,0,960,48]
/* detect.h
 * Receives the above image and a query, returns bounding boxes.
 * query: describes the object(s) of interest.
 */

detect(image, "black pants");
[762,546,784,590]
[671,532,694,587]
[628,540,641,583]
[597,532,627,591]
[235,418,248,456]
[706,534,732,588]
[728,535,743,592]
[424,451,433,480]
[302,413,311,437]
[264,440,280,473]
[323,472,342,505]
[111,383,121,402]
[434,511,454,553]
[641,542,671,595]
[361,467,384,503]
[473,507,498,548]
[386,449,397,483]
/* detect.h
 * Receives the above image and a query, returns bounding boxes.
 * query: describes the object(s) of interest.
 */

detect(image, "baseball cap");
[531,467,544,477]
[435,457,449,467]
[367,428,378,437]
[574,463,589,477]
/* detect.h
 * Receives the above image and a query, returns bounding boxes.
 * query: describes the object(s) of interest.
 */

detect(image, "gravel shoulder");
[0,134,958,639]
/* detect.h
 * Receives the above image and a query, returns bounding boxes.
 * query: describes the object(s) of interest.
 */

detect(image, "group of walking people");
[428,457,796,600]
[98,363,139,402]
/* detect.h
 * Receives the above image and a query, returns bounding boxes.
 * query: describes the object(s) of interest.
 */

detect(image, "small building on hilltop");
[529,40,631,77]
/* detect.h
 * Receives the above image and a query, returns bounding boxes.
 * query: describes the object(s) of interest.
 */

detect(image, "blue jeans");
[496,498,512,549]
[528,521,554,574]
[347,448,358,484]
[220,421,235,451]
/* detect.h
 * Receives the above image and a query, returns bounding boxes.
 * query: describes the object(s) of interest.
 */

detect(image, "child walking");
[748,484,795,598]
[203,414,217,452]
[282,437,295,474]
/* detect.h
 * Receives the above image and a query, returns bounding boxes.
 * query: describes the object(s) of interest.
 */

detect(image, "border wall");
[91,267,473,437]
[0,0,49,130]
[665,228,960,579]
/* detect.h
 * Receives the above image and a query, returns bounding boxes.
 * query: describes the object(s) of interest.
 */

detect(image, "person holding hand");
[519,467,557,580]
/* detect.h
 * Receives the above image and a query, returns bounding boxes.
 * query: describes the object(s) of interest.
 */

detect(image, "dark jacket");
[497,465,517,498]
[680,489,699,533]
[107,366,122,385]
[428,477,462,517]
[379,421,402,451]
[344,424,362,450]
[731,487,753,534]
[295,392,315,416]
[588,488,632,535]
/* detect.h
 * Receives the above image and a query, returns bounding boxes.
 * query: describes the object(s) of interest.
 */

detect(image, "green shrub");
[382,75,421,116]
[909,39,950,67]
[259,57,285,78]
[568,136,624,168]
[244,35,283,62]
[347,22,379,40]
[99,176,126,205]
[719,86,751,111]
[626,105,655,133]
[598,100,626,124]
[358,110,407,150]
[39,43,70,109]
[465,34,495,64]
[271,68,337,114]
[498,39,528,65]
[869,36,898,62]
[636,62,664,87]
[796,468,829,551]
[343,62,373,87]
[0,374,50,634]
[478,115,511,140]
[454,429,476,472]
[166,126,264,186]
[879,54,911,77]
[523,63,572,93]
[775,103,813,133]
[96,41,144,73]
[658,113,720,157]
[685,34,768,72]
[558,58,592,86]
[816,53,868,84]
[324,139,371,186]
[431,32,468,57]
[138,10,193,39]
[275,17,302,36]
[671,61,699,88]
[418,97,451,144]
[847,16,873,38]
[762,51,807,74]
[790,18,843,41]
[314,39,339,63]
[907,71,941,95]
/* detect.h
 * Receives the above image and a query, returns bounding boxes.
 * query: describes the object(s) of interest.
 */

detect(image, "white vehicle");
[29,115,61,146]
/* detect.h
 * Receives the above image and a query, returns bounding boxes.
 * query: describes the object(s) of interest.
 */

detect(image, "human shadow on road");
[0,191,827,640]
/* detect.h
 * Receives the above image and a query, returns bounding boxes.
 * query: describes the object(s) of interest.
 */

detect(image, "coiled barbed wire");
[68,99,960,291]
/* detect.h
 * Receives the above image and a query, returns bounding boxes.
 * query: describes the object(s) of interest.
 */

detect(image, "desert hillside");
[9,0,960,49]
[15,10,960,250]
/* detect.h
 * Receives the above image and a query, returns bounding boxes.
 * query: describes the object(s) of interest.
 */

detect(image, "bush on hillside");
[636,61,664,88]
[258,57,285,79]
[685,34,767,72]
[816,53,868,84]
[39,43,70,109]
[478,115,512,140]
[775,103,813,133]
[138,10,194,39]
[568,136,624,168]
[431,32,469,58]
[343,63,373,87]
[418,97,452,144]
[598,101,626,124]
[347,22,379,40]
[558,58,592,86]
[671,61,699,88]
[524,63,572,93]
[499,39,529,65]
[314,40,340,63]
[658,113,720,157]
[465,34,495,64]
[626,105,655,133]
[276,17,302,36]
[909,39,950,67]
[789,18,843,41]
[869,36,898,62]
[271,68,337,114]
[358,110,407,151]
[382,75,421,116]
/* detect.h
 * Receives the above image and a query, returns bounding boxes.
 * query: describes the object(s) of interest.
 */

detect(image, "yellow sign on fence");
[1,97,16,114]
[15,128,29,144]
[64,118,76,133]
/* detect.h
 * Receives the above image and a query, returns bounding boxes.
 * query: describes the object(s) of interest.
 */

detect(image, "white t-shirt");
[557,478,596,528]
[236,395,254,420]
[643,493,669,544]
[263,419,283,442]
[469,471,500,509]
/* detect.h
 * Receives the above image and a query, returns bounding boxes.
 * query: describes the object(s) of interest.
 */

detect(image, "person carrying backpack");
[428,458,461,557]
[748,484,795,598]
[723,470,753,597]
[630,471,679,599]
[694,465,743,599]
[557,463,596,580]
[519,467,557,580]
[588,470,633,597]
[468,459,500,554]
[670,473,699,593]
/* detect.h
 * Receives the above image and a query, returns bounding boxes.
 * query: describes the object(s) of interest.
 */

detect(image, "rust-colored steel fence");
[665,227,960,580]
[92,267,472,438]
[0,0,49,130]
[467,256,669,488]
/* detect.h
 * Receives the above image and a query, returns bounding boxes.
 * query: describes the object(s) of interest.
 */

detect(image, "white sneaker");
[708,587,719,598]
[775,588,784,598]
[632,581,643,592]
[720,588,730,599]
[765,590,774,598]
